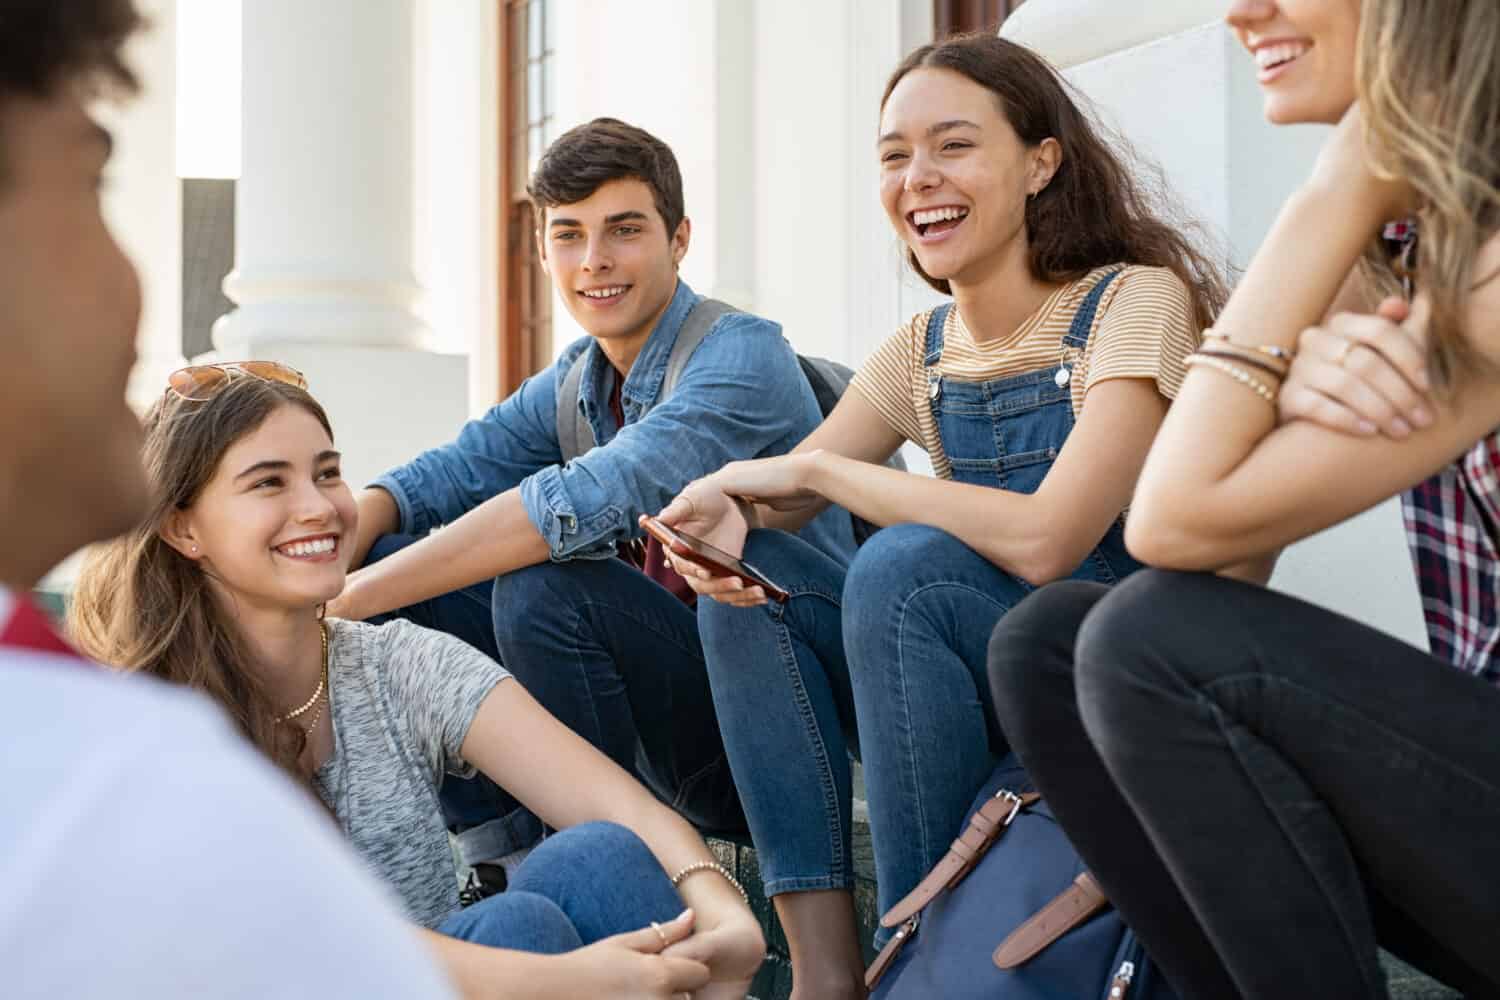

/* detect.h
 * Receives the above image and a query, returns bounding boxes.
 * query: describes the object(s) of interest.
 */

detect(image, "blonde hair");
[69,377,334,785]
[1358,0,1500,392]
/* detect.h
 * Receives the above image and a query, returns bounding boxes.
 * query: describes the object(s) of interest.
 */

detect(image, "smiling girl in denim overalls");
[655,34,1231,999]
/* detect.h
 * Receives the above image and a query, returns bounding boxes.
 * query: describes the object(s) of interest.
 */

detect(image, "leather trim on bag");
[879,789,1041,929]
[992,871,1109,969]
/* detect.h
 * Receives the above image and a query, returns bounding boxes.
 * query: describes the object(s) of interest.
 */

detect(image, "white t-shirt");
[0,616,457,999]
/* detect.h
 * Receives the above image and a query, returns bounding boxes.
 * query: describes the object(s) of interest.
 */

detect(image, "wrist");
[797,449,829,493]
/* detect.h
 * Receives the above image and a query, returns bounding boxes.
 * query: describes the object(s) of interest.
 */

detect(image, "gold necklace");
[276,622,329,725]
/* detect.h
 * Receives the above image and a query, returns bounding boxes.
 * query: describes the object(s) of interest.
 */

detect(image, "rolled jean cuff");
[762,872,856,898]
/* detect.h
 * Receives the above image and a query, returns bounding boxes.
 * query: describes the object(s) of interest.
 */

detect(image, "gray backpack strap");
[555,351,594,465]
[660,298,737,400]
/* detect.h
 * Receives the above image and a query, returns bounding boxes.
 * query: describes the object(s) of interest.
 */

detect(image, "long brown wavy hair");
[882,33,1229,331]
[69,376,334,785]
[1358,0,1500,393]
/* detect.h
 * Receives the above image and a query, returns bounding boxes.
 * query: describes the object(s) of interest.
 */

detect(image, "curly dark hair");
[884,33,1229,330]
[0,0,142,99]
[528,117,685,237]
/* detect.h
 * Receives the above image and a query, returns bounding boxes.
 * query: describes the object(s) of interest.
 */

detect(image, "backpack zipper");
[1108,960,1136,999]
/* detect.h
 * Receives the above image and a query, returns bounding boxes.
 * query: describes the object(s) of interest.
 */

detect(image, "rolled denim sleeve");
[519,314,810,560]
[371,348,575,535]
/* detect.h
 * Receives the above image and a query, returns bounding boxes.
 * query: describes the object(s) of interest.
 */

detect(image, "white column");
[1002,1,1426,648]
[103,0,183,412]
[213,0,467,489]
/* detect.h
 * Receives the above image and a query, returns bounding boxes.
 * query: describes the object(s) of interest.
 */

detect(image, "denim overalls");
[695,269,1150,938]
[923,267,1142,585]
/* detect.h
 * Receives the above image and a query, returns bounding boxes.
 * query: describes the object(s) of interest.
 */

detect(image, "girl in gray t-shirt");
[72,370,763,1000]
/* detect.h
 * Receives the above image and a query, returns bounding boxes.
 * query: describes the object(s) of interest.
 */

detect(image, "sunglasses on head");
[165,361,308,401]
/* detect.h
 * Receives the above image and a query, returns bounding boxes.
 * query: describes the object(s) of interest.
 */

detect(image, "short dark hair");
[528,117,685,237]
[0,0,142,100]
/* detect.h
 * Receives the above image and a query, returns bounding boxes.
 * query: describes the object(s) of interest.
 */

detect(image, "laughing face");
[168,403,356,616]
[878,66,1057,289]
[1226,0,1361,124]
[540,177,690,362]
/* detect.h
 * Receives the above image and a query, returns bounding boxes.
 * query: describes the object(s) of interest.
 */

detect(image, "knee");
[987,580,1110,721]
[842,523,952,616]
[514,822,657,893]
[1073,570,1230,749]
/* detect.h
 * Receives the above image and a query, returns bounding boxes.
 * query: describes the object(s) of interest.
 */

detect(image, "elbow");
[1124,490,1235,571]
[1008,539,1084,589]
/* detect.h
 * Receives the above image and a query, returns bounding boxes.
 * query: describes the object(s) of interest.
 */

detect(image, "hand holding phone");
[639,515,790,603]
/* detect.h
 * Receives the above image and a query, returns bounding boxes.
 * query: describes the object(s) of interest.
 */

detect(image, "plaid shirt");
[1401,428,1500,684]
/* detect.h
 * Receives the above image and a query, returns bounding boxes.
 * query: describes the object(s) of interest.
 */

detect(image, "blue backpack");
[866,754,1178,1000]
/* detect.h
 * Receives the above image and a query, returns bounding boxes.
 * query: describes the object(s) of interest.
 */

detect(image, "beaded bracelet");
[1185,353,1278,404]
[1202,326,1296,363]
[1195,343,1290,381]
[672,860,751,908]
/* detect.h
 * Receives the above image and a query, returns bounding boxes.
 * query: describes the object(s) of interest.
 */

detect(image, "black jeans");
[986,571,1500,1000]
[367,535,745,865]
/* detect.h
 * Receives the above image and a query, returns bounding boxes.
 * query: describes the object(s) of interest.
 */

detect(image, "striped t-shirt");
[850,265,1200,479]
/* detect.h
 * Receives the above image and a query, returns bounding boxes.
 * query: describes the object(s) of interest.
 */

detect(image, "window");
[497,0,556,397]
[934,0,1028,38]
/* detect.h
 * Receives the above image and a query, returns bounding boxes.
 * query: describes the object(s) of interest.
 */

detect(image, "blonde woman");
[70,368,763,1000]
[988,1,1500,997]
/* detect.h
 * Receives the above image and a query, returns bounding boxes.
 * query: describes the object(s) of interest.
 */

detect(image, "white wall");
[414,0,500,415]
[1005,6,1426,647]
[547,0,936,370]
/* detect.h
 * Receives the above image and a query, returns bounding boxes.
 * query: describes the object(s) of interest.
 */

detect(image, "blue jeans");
[439,821,682,952]
[368,535,744,864]
[700,525,1031,944]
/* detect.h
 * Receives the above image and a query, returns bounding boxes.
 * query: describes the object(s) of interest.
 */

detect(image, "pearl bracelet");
[671,861,751,908]
[1186,353,1278,404]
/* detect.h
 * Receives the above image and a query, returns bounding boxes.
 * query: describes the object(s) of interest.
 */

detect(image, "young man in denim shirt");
[334,118,855,868]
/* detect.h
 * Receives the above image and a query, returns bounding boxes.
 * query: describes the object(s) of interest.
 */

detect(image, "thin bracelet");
[1196,345,1290,381]
[1186,353,1278,404]
[1202,326,1296,363]
[671,861,751,908]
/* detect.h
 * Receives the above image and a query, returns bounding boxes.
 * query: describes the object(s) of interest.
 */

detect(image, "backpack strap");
[992,871,1110,970]
[555,351,593,466]
[1061,267,1125,350]
[660,297,737,399]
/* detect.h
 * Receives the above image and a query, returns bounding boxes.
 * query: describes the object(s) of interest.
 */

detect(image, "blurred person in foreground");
[0,2,453,996]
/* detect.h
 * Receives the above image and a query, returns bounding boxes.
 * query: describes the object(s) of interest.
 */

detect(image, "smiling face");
[1226,0,1361,124]
[539,177,690,359]
[167,404,355,616]
[878,67,1058,290]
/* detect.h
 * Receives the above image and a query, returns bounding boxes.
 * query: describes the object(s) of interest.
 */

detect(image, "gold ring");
[650,920,669,949]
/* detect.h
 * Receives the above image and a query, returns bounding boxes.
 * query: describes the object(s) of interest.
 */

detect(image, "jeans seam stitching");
[1208,697,1386,996]
[773,605,849,885]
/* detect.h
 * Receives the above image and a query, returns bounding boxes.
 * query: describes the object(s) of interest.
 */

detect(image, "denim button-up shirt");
[374,281,856,566]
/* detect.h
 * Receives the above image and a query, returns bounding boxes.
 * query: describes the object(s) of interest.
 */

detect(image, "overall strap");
[1061,267,1124,350]
[555,352,593,465]
[922,302,953,367]
[660,298,737,399]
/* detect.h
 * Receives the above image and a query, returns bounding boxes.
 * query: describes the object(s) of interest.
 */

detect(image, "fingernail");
[1358,420,1378,435]
[678,908,694,922]
[1412,407,1433,427]
[1392,418,1412,437]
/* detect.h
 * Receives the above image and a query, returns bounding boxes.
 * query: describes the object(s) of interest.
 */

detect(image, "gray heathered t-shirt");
[313,618,510,929]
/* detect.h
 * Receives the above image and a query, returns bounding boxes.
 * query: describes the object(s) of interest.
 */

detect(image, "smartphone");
[639,515,791,603]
